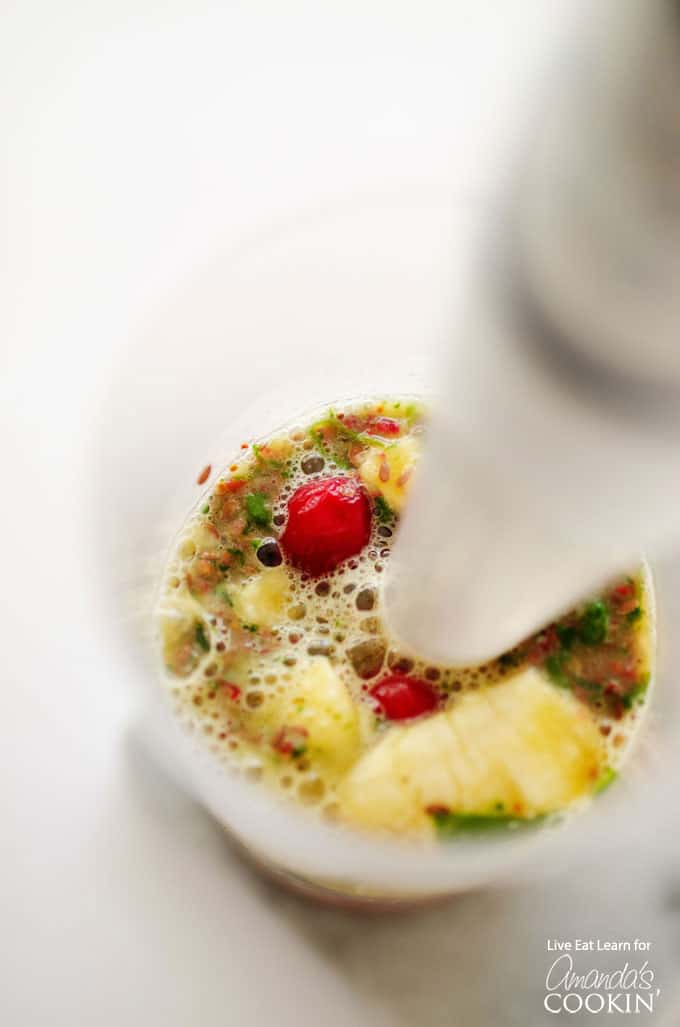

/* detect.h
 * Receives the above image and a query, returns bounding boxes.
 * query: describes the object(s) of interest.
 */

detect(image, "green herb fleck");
[546,650,570,688]
[245,492,272,530]
[374,495,394,523]
[227,547,246,565]
[216,585,233,607]
[594,767,618,795]
[626,606,642,624]
[577,600,609,645]
[556,624,577,649]
[430,809,545,839]
[622,674,650,709]
[194,621,210,652]
[242,623,259,633]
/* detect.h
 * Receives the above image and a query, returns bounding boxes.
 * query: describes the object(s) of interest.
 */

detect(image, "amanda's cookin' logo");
[544,939,661,1015]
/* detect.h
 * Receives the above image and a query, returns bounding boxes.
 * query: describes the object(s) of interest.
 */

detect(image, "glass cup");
[92,191,680,906]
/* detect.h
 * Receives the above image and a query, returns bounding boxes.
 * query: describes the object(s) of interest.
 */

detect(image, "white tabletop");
[2,2,679,1024]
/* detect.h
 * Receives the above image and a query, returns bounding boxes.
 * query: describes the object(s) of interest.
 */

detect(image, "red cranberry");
[370,674,439,721]
[280,476,372,576]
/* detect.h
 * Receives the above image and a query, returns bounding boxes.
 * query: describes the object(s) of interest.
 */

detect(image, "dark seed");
[315,581,330,596]
[377,526,393,538]
[256,539,283,567]
[356,588,376,611]
[273,513,286,527]
[301,454,325,474]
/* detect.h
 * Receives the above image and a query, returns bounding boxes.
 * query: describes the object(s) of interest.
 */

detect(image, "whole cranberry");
[370,674,439,721]
[280,475,372,576]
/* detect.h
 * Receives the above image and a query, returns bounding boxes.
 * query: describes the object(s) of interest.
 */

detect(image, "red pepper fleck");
[196,464,212,485]
[217,680,241,702]
[610,660,637,680]
[216,479,247,495]
[366,416,401,437]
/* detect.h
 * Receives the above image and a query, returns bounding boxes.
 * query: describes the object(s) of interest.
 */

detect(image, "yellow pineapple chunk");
[233,566,290,628]
[338,713,457,835]
[338,668,605,835]
[357,436,420,514]
[272,658,361,769]
[482,673,604,812]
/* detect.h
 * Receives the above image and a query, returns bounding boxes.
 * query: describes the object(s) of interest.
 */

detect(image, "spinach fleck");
[594,766,618,794]
[429,809,545,839]
[194,621,210,652]
[245,492,272,530]
[577,600,609,645]
[374,495,394,524]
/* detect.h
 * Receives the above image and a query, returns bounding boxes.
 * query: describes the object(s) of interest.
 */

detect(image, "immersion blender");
[385,0,680,665]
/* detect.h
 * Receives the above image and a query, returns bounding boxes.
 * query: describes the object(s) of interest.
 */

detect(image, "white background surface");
[2,2,679,1025]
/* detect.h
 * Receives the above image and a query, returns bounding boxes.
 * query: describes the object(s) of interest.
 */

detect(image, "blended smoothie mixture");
[156,398,652,840]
